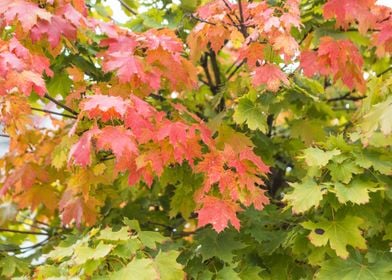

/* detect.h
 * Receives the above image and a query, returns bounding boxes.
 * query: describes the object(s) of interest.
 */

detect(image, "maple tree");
[0,0,391,278]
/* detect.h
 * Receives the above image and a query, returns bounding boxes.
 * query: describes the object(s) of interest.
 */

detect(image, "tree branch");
[201,54,215,92]
[31,107,77,119]
[227,60,245,80]
[0,228,49,236]
[327,92,367,102]
[0,134,9,138]
[44,93,78,116]
[377,66,392,77]
[237,0,248,37]
[0,238,49,253]
[118,0,137,15]
[189,14,216,25]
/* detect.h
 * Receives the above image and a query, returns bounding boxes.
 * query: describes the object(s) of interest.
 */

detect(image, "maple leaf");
[302,215,367,259]
[68,128,100,167]
[300,37,366,92]
[0,163,49,196]
[323,0,377,34]
[284,179,325,214]
[103,52,144,83]
[272,34,299,60]
[197,196,241,233]
[372,7,392,56]
[238,42,265,68]
[59,190,99,226]
[6,71,47,96]
[252,64,289,92]
[0,0,52,31]
[95,126,138,170]
[15,185,58,213]
[81,94,129,121]
[139,29,183,52]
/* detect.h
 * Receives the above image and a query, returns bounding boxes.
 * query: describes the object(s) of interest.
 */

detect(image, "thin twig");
[0,134,9,138]
[377,66,392,77]
[190,14,216,25]
[31,107,77,119]
[227,60,245,80]
[237,0,248,37]
[0,228,49,236]
[327,93,367,102]
[118,0,137,15]
[0,238,49,253]
[44,94,78,116]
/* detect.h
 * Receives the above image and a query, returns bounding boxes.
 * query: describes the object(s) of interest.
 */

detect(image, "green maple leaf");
[360,96,392,137]
[155,251,185,280]
[73,242,113,265]
[195,229,246,262]
[333,179,379,205]
[302,216,366,259]
[328,160,363,183]
[46,71,72,98]
[233,97,267,132]
[316,256,392,279]
[302,148,341,167]
[0,256,29,277]
[284,178,325,213]
[355,150,392,175]
[110,258,158,280]
[216,266,241,280]
[97,226,130,241]
[383,223,392,241]
[138,231,167,249]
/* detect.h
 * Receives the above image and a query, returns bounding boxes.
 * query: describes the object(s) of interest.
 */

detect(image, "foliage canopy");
[0,0,391,279]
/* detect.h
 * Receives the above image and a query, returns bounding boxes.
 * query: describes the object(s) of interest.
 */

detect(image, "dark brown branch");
[201,54,215,91]
[44,94,78,115]
[209,50,222,88]
[190,14,216,26]
[266,114,274,137]
[237,0,248,37]
[222,0,241,23]
[327,92,367,102]
[227,60,245,80]
[0,228,49,236]
[299,27,314,46]
[0,238,49,253]
[31,107,77,119]
[0,134,9,138]
[118,0,137,15]
[377,66,392,77]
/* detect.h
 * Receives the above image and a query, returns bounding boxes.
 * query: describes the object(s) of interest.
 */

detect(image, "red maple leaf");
[59,190,99,226]
[252,64,289,92]
[197,196,241,233]
[300,37,366,92]
[323,0,377,34]
[95,126,138,170]
[68,128,100,167]
[82,94,129,121]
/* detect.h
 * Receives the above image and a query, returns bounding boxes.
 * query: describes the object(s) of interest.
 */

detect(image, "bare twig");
[189,14,216,26]
[377,66,392,77]
[327,92,367,102]
[227,60,245,80]
[0,228,49,236]
[31,107,77,119]
[118,0,137,15]
[44,94,78,116]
